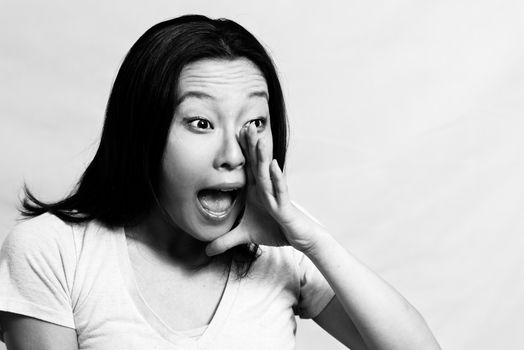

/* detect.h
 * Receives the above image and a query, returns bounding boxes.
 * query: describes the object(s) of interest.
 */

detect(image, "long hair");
[20,15,288,278]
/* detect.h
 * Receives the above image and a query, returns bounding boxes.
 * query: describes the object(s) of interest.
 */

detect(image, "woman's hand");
[205,123,324,256]
[205,125,442,350]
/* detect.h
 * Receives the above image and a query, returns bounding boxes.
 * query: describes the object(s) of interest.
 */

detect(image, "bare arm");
[313,295,369,350]
[307,231,441,350]
[1,312,78,350]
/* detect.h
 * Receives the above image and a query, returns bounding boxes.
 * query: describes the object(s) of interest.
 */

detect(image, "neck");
[125,209,212,269]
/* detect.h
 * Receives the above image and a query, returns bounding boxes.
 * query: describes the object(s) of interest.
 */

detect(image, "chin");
[193,210,243,242]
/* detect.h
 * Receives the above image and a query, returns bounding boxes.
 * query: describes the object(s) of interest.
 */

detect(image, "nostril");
[221,153,245,170]
[214,133,246,170]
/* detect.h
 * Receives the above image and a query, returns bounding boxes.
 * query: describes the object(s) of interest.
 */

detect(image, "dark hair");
[20,14,288,278]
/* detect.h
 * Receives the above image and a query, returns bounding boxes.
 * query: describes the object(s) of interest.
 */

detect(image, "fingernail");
[205,245,214,256]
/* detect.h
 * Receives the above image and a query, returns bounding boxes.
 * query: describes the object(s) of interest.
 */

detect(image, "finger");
[256,138,274,197]
[239,127,255,183]
[238,126,249,155]
[247,123,258,181]
[270,159,289,204]
[205,228,248,256]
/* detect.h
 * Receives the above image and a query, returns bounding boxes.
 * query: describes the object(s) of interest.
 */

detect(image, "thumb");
[205,228,248,256]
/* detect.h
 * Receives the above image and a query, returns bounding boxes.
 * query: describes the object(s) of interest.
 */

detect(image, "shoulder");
[257,245,300,267]
[0,215,82,337]
[0,213,110,274]
[257,245,306,269]
[0,214,112,308]
[0,214,84,280]
[251,245,302,289]
[2,213,111,255]
[2,213,75,254]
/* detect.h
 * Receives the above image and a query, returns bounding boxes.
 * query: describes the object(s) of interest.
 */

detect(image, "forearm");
[304,228,441,350]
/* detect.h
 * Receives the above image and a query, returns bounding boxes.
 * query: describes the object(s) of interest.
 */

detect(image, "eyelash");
[187,118,213,130]
[247,118,267,129]
[185,117,267,132]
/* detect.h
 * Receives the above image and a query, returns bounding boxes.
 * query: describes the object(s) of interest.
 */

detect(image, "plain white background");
[1,1,524,349]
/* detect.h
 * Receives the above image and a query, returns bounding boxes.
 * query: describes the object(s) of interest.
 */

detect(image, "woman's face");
[158,58,272,242]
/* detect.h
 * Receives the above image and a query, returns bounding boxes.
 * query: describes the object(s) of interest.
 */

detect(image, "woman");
[0,15,440,349]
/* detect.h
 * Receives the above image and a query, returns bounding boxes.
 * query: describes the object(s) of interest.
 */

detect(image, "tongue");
[198,189,234,213]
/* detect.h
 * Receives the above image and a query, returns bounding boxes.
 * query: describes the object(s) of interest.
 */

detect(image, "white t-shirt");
[0,213,335,349]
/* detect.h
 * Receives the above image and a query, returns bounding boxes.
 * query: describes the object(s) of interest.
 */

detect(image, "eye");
[246,117,267,130]
[187,118,213,131]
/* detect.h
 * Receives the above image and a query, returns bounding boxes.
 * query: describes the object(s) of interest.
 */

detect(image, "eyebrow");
[177,90,269,104]
[248,90,269,100]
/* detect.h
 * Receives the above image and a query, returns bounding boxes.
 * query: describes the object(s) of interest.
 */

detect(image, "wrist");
[299,225,333,258]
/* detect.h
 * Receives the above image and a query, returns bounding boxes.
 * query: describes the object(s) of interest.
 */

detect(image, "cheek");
[161,138,208,194]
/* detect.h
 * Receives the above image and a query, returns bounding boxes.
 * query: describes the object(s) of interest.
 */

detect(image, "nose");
[213,129,245,171]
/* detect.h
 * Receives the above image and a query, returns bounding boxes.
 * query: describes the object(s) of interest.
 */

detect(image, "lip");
[202,181,245,191]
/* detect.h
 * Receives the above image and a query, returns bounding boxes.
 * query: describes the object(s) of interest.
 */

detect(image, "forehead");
[177,58,268,101]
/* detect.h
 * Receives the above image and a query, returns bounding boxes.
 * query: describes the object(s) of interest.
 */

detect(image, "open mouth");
[197,188,240,219]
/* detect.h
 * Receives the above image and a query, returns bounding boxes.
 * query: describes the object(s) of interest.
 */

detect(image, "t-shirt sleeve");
[289,201,335,319]
[293,250,335,319]
[0,216,76,340]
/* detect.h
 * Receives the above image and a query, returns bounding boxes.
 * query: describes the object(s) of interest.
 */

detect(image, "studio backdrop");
[1,1,523,349]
